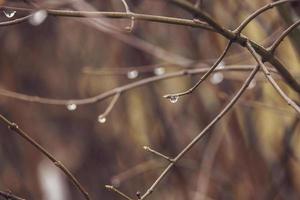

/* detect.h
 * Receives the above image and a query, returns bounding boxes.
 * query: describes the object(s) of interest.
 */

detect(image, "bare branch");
[246,41,300,115]
[0,114,90,200]
[0,14,32,26]
[2,2,300,93]
[0,190,26,200]
[98,92,121,123]
[269,19,300,54]
[143,146,174,163]
[0,66,275,106]
[141,62,260,199]
[120,0,135,32]
[163,41,232,99]
[0,6,212,30]
[169,0,300,94]
[234,0,295,34]
[105,185,134,200]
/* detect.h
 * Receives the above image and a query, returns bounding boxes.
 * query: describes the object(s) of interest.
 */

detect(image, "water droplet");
[67,103,77,111]
[3,10,16,18]
[210,72,224,85]
[127,70,138,79]
[154,67,165,76]
[98,115,106,123]
[193,18,202,23]
[143,146,148,150]
[29,10,48,26]
[247,79,256,89]
[169,95,179,103]
[217,61,225,69]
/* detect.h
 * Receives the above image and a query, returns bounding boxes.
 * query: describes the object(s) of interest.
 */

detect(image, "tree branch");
[0,190,25,200]
[163,41,232,99]
[246,41,300,114]
[269,19,300,54]
[0,66,275,106]
[141,62,260,199]
[0,114,90,200]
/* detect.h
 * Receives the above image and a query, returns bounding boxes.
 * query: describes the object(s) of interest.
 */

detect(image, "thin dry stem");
[2,2,299,92]
[0,114,90,200]
[169,0,300,94]
[141,62,260,199]
[0,190,26,200]
[120,0,135,32]
[163,41,232,99]
[246,42,300,115]
[234,0,295,34]
[98,92,121,120]
[0,6,212,30]
[269,19,300,54]
[143,146,174,163]
[105,185,134,200]
[0,66,271,106]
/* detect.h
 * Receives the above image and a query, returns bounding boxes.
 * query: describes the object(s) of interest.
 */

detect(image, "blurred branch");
[163,41,232,100]
[0,114,90,200]
[0,190,25,200]
[0,14,32,26]
[0,66,276,106]
[98,92,120,123]
[0,6,213,30]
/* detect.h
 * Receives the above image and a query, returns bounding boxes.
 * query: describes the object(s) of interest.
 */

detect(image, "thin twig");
[234,0,295,34]
[110,160,163,187]
[169,0,300,94]
[0,6,212,30]
[0,14,32,26]
[0,190,26,200]
[105,185,134,200]
[246,41,300,115]
[143,146,174,163]
[268,19,300,54]
[2,3,299,93]
[120,0,135,32]
[0,66,276,106]
[141,62,260,199]
[0,114,90,200]
[163,41,232,99]
[98,92,121,121]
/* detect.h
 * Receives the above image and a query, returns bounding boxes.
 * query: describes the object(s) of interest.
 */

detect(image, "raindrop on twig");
[3,10,16,18]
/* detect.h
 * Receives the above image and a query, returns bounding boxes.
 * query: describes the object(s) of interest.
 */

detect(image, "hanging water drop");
[217,61,225,69]
[210,72,224,85]
[3,10,16,18]
[98,115,106,123]
[169,95,179,103]
[127,70,138,79]
[67,103,77,111]
[29,10,48,26]
[154,67,165,76]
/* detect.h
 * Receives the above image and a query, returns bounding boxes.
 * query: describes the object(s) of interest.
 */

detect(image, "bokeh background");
[0,0,300,199]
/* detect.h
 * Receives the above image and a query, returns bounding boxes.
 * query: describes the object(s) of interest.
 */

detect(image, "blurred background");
[0,0,300,199]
